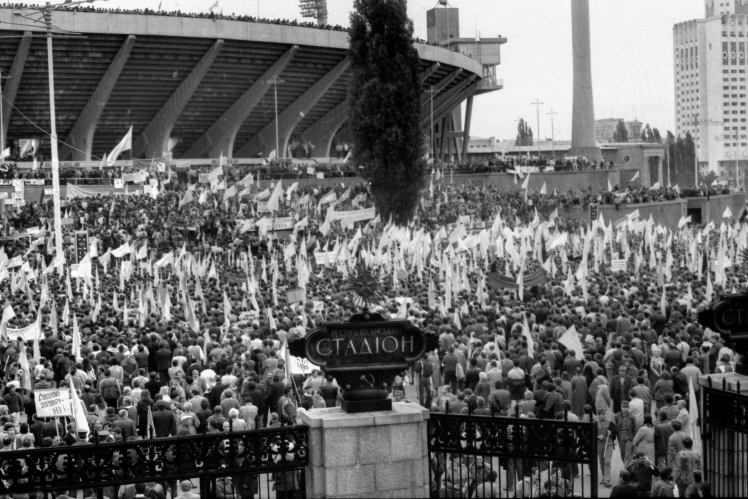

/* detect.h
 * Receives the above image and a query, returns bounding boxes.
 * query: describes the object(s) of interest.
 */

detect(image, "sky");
[79,0,705,142]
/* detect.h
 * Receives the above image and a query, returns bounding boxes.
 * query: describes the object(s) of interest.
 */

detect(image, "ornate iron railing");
[702,384,748,497]
[428,413,596,463]
[0,425,308,495]
[428,412,598,498]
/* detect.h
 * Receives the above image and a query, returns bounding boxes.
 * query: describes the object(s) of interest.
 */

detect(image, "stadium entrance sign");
[699,292,748,374]
[290,312,436,412]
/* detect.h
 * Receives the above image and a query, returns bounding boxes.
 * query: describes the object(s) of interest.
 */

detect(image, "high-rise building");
[674,1,748,182]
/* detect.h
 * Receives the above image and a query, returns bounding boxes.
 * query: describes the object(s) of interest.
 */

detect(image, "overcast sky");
[82,0,705,141]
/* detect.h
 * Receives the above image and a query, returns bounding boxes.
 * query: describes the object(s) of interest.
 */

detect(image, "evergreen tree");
[676,134,686,173]
[348,0,425,225]
[685,132,696,182]
[653,128,662,144]
[645,124,655,142]
[665,131,676,181]
[614,120,628,142]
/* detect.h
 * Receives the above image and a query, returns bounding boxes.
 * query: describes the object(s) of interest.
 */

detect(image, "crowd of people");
[0,4,347,32]
[0,162,736,498]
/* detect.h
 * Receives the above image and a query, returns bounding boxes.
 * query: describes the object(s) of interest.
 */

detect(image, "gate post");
[298,403,430,498]
[699,372,748,496]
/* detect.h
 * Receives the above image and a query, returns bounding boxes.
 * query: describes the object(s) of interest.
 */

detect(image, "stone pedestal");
[299,403,430,499]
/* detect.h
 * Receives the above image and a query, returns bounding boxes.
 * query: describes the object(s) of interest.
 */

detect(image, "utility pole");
[531,99,544,159]
[546,109,558,160]
[267,75,285,160]
[426,86,437,162]
[0,71,9,155]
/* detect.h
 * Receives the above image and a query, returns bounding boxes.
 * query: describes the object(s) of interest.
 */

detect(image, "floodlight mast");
[299,0,327,26]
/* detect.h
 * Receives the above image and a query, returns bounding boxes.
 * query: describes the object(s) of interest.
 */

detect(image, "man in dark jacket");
[610,470,639,498]
[610,366,633,414]
[155,343,172,385]
[265,375,286,417]
[151,401,177,438]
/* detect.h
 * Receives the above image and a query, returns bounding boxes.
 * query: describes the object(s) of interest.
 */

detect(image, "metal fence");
[0,425,309,499]
[701,380,748,497]
[427,409,598,498]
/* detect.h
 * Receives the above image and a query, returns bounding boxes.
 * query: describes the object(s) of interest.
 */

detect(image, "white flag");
[107,126,133,165]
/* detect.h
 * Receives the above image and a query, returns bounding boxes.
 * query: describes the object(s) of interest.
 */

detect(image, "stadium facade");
[0,7,504,163]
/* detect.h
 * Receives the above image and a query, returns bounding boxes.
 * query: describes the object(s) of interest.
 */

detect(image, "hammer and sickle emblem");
[359,374,375,387]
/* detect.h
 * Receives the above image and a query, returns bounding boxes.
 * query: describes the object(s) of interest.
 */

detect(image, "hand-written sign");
[611,259,626,272]
[304,320,428,369]
[34,389,72,418]
[286,288,306,304]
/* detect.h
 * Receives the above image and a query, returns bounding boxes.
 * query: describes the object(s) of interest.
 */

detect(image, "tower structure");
[570,0,602,161]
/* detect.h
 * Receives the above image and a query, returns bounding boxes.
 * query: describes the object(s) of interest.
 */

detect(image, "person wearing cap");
[610,469,639,498]
[615,399,638,468]
[596,409,619,489]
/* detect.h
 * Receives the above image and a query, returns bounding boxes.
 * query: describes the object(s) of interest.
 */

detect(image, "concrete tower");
[570,0,602,161]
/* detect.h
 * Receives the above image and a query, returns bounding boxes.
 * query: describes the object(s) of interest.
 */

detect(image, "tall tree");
[665,131,677,182]
[685,132,696,183]
[348,0,425,225]
[652,128,662,144]
[614,120,628,142]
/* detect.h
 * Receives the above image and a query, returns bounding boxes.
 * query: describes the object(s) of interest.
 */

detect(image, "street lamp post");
[531,99,544,158]
[546,109,557,160]
[267,75,284,159]
[425,85,437,161]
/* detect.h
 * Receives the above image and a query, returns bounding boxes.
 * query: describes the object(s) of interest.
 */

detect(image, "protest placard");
[286,288,306,304]
[611,259,626,272]
[34,389,73,418]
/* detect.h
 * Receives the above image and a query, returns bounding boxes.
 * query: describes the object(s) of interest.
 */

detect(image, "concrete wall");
[687,193,746,224]
[451,170,623,193]
[0,185,143,206]
[554,199,687,227]
[600,199,687,227]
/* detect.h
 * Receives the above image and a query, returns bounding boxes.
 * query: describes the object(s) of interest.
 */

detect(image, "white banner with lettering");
[6,321,40,342]
[328,207,376,224]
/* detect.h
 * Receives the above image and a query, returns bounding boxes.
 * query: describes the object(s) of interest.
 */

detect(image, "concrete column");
[234,57,351,158]
[132,39,224,159]
[461,95,474,159]
[1,32,32,153]
[420,62,440,85]
[298,101,349,159]
[300,404,430,499]
[570,0,602,161]
[183,45,299,159]
[657,156,664,186]
[59,36,136,161]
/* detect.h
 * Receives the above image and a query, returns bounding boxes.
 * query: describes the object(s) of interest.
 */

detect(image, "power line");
[1,93,106,162]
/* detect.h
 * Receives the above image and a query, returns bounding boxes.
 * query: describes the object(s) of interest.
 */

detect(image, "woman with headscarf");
[594,374,612,421]
[633,414,656,463]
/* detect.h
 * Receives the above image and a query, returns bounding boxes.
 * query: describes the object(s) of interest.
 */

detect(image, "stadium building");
[0,4,504,163]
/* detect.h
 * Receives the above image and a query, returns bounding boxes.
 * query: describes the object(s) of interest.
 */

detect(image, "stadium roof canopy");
[0,9,489,161]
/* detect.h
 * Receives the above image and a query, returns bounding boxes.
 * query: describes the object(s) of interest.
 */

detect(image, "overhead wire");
[1,93,107,162]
